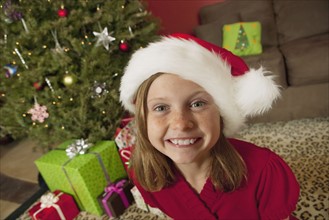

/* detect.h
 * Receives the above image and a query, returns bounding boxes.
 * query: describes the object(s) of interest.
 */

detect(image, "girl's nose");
[171,112,194,131]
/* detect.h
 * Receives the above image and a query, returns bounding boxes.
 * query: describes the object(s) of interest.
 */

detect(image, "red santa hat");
[120,33,280,136]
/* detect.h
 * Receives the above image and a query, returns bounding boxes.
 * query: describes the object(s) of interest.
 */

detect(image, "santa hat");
[120,33,280,137]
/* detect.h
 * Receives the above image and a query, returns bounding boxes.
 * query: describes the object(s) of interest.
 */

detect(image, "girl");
[120,33,299,220]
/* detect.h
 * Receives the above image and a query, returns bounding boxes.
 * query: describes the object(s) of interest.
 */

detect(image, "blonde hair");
[130,73,247,192]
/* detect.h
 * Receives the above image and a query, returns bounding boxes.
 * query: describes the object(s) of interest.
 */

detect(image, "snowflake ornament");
[91,81,109,98]
[93,27,115,50]
[27,103,49,123]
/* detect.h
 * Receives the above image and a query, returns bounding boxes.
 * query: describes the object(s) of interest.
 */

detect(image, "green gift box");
[35,140,127,216]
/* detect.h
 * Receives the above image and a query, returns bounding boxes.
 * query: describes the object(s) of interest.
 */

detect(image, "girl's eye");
[154,105,168,112]
[190,101,205,108]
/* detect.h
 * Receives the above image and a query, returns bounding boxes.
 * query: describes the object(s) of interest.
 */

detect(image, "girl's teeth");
[171,139,196,145]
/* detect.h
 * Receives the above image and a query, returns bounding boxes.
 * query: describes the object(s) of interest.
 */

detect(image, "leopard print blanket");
[20,117,329,220]
[236,117,329,220]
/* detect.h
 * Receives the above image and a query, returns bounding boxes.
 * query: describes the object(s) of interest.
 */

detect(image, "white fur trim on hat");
[120,36,280,136]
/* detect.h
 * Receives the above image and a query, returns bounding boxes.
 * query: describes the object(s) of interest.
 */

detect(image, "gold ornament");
[63,74,77,86]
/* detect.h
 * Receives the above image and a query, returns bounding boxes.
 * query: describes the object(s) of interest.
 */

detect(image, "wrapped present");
[148,206,169,219]
[120,117,134,128]
[130,186,149,212]
[115,119,136,150]
[114,117,135,138]
[98,179,134,217]
[130,186,169,219]
[115,119,136,171]
[35,140,127,216]
[28,190,79,220]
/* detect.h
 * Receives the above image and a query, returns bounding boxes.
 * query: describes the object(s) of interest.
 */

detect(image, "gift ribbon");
[89,152,111,183]
[102,179,130,217]
[61,159,83,210]
[33,192,66,220]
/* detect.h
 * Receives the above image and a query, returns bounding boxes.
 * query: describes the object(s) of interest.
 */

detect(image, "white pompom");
[234,67,281,117]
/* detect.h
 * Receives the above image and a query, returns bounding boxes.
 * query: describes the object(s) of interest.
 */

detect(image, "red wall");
[146,0,224,35]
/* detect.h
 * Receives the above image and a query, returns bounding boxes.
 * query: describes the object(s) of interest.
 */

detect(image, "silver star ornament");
[93,27,116,50]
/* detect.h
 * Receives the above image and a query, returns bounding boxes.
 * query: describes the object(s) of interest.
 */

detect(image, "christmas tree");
[235,24,249,51]
[0,0,159,150]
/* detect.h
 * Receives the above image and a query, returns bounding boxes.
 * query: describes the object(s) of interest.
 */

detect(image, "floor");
[0,138,43,219]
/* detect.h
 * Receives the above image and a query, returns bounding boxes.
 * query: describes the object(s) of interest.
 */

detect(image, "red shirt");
[133,139,300,220]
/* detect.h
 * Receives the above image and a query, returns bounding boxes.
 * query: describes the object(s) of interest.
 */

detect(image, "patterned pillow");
[222,22,262,57]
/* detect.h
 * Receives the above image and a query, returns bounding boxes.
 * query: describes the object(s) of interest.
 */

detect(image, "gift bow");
[66,139,91,158]
[40,192,60,208]
[105,179,127,194]
[33,192,66,220]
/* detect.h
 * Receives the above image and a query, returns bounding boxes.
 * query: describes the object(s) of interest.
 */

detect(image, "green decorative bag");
[222,21,262,56]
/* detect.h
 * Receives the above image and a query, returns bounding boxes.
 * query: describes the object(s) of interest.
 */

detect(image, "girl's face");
[146,74,221,165]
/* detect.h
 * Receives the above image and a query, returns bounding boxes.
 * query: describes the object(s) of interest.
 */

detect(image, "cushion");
[242,46,287,88]
[198,0,278,47]
[273,0,329,44]
[280,34,329,86]
[222,22,262,57]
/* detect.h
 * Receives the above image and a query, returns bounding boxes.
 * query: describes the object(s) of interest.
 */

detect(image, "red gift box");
[28,190,79,220]
[115,118,136,171]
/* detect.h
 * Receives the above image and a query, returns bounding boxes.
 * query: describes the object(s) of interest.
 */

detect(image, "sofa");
[194,0,329,123]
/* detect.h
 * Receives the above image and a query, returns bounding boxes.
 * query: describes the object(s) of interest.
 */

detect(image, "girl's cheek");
[149,117,166,127]
[148,113,167,123]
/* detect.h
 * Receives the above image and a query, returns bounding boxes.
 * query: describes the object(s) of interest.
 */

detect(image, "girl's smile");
[166,138,199,147]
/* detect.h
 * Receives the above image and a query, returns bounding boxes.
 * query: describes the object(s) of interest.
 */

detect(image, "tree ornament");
[119,40,130,52]
[45,77,54,92]
[51,30,63,53]
[93,27,115,51]
[3,0,22,23]
[128,26,134,37]
[33,81,43,90]
[28,102,49,123]
[58,5,68,17]
[14,48,28,69]
[91,81,109,98]
[3,64,18,78]
[62,74,77,86]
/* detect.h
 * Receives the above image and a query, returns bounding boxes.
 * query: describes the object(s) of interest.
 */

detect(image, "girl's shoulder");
[228,138,290,174]
[227,139,299,219]
[228,138,272,159]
